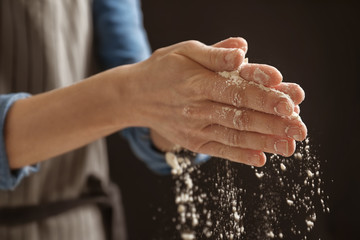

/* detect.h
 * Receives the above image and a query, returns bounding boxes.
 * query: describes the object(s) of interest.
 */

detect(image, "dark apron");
[0,176,127,240]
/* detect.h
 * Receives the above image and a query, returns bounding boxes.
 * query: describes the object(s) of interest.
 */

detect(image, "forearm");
[4,66,132,169]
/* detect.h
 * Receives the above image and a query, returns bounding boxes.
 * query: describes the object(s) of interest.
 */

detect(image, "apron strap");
[0,175,127,240]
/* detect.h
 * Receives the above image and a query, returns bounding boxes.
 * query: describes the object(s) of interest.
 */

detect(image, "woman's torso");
[0,0,111,239]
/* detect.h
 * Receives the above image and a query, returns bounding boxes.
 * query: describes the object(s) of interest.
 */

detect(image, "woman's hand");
[124,38,307,166]
[4,37,306,169]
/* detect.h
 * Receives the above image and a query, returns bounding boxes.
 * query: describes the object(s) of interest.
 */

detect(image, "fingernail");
[253,67,270,84]
[225,49,244,67]
[274,100,293,116]
[241,45,248,53]
[286,126,303,141]
[274,140,289,155]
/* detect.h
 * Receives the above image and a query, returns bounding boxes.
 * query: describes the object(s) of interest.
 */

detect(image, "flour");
[255,171,264,179]
[286,199,294,206]
[217,107,233,120]
[283,112,301,121]
[253,67,271,83]
[218,70,244,86]
[280,163,287,171]
[249,137,329,239]
[165,67,329,240]
[166,151,210,239]
[233,110,243,128]
[266,230,275,238]
[166,152,182,175]
[294,152,303,160]
[306,169,314,178]
[167,139,328,239]
[218,65,293,112]
[181,232,196,240]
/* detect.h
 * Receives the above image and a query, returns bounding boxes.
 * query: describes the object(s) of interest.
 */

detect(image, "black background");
[107,0,360,239]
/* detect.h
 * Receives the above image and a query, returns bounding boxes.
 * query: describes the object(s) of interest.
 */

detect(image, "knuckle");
[183,103,210,123]
[229,87,246,107]
[208,48,219,67]
[167,52,184,66]
[233,92,242,107]
[229,131,244,147]
[182,105,199,119]
[214,106,231,121]
[266,114,279,134]
[191,77,209,97]
[228,131,238,146]
[198,82,210,97]
[232,109,242,128]
[229,87,240,107]
[260,135,269,151]
[209,48,227,68]
[256,91,267,111]
[218,145,229,157]
[152,46,168,58]
[182,40,202,50]
[237,110,250,130]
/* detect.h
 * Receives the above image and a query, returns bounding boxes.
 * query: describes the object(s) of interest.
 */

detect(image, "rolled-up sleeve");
[0,93,39,190]
[121,128,210,175]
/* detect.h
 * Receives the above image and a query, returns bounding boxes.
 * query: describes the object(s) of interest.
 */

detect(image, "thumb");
[176,40,245,72]
[213,37,248,54]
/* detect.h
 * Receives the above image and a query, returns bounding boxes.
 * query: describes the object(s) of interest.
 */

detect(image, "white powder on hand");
[162,60,329,240]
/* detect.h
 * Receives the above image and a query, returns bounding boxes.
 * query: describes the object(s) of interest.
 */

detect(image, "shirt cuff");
[121,127,210,175]
[0,93,40,190]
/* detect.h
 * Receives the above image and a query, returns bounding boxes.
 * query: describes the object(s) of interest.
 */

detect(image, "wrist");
[109,61,159,129]
[100,64,139,130]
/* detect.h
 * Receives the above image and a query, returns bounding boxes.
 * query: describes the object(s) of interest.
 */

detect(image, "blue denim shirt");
[0,94,39,190]
[0,0,209,190]
[93,0,208,174]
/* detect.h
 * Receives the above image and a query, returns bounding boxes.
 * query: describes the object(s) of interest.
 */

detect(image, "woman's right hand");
[117,38,307,166]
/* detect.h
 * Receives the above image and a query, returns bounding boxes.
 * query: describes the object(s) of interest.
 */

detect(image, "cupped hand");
[126,38,307,167]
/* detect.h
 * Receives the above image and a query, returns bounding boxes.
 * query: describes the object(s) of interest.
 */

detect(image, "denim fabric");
[0,93,39,190]
[0,0,210,189]
[93,0,151,69]
[121,128,210,174]
[93,0,209,174]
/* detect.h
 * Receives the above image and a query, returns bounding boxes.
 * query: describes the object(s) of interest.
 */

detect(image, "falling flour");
[167,151,246,240]
[167,140,328,240]
[165,67,329,240]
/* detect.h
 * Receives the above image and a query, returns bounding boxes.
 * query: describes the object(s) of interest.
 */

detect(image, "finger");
[203,103,307,141]
[239,63,283,87]
[212,37,248,54]
[272,82,305,105]
[175,40,245,72]
[206,74,295,117]
[202,125,296,157]
[198,141,266,166]
[294,105,300,114]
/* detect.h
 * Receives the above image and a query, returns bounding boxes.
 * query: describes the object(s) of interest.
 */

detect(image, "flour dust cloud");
[167,137,329,240]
